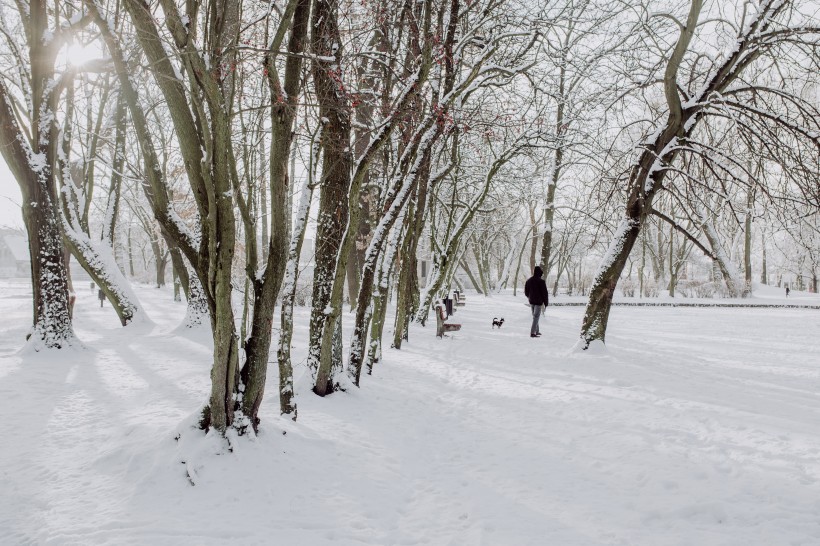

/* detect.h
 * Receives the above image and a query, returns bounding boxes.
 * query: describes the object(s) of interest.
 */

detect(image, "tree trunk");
[0,36,75,348]
[366,236,398,374]
[152,240,166,288]
[241,0,310,429]
[309,0,354,396]
[668,225,675,297]
[580,217,643,346]
[348,164,419,382]
[580,0,789,346]
[172,267,181,302]
[528,206,538,271]
[701,215,741,297]
[22,187,75,347]
[102,94,126,247]
[391,184,427,348]
[391,227,414,349]
[473,244,490,295]
[744,185,754,295]
[62,228,141,325]
[512,226,534,296]
[127,226,136,277]
[182,272,208,328]
[93,0,242,432]
[539,63,566,272]
[460,259,484,294]
[169,245,189,301]
[276,176,314,419]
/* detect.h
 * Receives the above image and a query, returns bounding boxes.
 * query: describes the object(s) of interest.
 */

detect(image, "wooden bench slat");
[435,302,461,338]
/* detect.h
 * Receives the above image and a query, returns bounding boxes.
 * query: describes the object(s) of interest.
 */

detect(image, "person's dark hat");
[534,266,543,277]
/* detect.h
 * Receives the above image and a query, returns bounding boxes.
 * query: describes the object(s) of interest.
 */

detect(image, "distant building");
[0,229,29,278]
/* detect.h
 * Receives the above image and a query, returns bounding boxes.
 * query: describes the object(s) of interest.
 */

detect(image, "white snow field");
[1,279,819,545]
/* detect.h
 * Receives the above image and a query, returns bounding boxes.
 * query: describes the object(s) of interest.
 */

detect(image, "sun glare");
[64,42,102,67]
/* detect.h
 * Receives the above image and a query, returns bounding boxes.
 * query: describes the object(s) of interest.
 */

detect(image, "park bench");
[434,301,461,338]
[453,290,466,307]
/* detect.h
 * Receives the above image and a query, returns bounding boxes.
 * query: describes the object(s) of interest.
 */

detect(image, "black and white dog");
[492,317,505,329]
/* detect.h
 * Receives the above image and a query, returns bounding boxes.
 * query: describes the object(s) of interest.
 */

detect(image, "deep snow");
[1,279,819,545]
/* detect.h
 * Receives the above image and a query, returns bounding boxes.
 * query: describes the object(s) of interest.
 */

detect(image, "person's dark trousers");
[530,304,542,336]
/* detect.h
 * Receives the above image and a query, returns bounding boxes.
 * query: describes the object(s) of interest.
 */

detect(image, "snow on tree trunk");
[62,223,143,326]
[275,177,314,418]
[24,190,76,349]
[0,30,75,349]
[579,0,791,348]
[307,0,355,397]
[181,272,208,329]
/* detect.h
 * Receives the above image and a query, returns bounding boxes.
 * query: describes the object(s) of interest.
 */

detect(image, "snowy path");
[1,280,819,545]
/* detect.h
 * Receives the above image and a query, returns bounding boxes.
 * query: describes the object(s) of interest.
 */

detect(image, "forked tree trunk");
[0,17,75,348]
[240,0,310,429]
[701,216,741,298]
[579,0,786,348]
[348,160,419,382]
[391,145,433,346]
[104,0,243,433]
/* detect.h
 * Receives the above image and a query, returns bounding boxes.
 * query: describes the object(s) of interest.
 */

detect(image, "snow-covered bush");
[642,278,659,298]
[677,280,716,299]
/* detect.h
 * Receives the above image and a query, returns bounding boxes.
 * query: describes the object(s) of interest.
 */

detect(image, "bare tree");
[580,0,820,348]
[0,2,89,347]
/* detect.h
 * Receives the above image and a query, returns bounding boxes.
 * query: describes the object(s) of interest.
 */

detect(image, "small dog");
[492,317,505,329]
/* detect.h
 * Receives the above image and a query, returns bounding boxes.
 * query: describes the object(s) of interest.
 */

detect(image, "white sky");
[0,159,23,230]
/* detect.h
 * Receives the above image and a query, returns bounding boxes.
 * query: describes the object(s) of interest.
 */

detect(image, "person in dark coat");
[524,266,549,338]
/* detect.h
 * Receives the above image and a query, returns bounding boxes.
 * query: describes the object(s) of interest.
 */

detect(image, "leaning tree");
[579,0,820,348]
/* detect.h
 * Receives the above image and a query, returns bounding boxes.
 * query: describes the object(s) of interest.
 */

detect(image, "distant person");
[786,286,790,297]
[524,266,549,338]
[98,288,105,307]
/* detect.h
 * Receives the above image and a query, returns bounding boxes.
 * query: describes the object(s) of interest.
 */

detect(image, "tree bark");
[309,0,354,396]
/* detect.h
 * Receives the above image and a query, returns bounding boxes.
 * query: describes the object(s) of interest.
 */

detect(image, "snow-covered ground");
[1,279,819,545]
